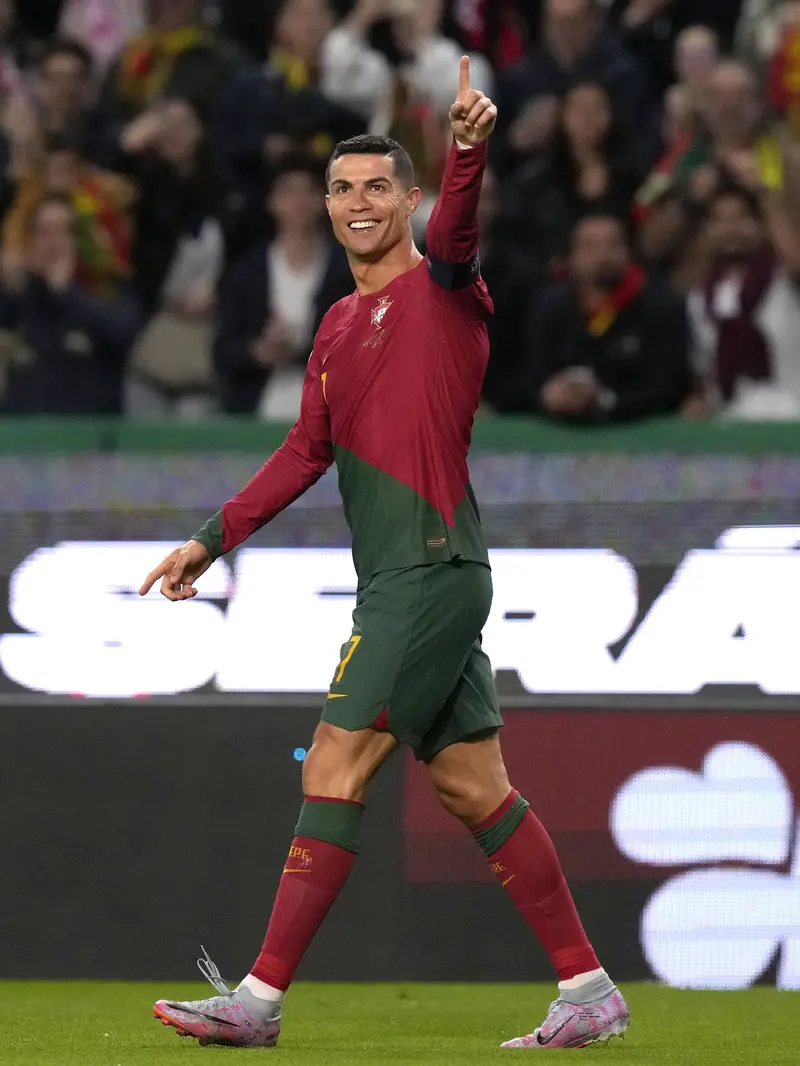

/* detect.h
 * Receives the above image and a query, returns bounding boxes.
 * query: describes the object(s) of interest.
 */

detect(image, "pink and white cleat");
[501,987,630,1049]
[153,948,281,1048]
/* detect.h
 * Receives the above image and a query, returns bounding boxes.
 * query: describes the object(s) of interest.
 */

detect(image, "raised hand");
[138,539,213,601]
[449,56,497,147]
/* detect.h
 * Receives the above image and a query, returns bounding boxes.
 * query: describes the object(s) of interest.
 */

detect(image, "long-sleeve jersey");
[193,140,492,587]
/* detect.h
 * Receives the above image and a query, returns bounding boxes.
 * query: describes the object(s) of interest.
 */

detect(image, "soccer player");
[139,58,630,1051]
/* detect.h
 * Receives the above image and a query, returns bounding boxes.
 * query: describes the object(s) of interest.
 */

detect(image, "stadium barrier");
[2,417,799,986]
[3,699,798,987]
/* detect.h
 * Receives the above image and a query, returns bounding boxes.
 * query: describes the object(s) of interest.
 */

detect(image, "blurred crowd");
[3,0,800,423]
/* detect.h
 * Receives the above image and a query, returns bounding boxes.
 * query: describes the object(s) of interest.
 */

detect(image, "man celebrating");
[139,58,630,1051]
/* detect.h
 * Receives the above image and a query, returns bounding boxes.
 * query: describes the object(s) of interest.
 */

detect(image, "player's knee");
[302,722,394,802]
[431,773,502,828]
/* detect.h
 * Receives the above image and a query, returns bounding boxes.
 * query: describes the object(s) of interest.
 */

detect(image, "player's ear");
[406,186,422,215]
[325,193,332,216]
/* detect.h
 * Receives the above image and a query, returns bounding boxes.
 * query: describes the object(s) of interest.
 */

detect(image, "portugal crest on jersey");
[371,296,393,329]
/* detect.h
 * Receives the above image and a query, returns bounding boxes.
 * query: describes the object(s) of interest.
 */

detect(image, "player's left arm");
[425,56,497,291]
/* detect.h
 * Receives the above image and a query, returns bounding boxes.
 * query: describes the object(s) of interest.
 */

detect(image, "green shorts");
[321,560,502,762]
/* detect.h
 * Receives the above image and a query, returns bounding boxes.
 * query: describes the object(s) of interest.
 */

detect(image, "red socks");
[251,791,597,991]
[250,796,363,991]
[475,791,601,980]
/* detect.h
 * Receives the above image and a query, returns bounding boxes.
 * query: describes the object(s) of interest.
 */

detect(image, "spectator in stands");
[765,4,800,136]
[120,97,252,413]
[0,193,139,414]
[736,0,800,74]
[496,0,657,175]
[58,0,146,75]
[27,40,113,166]
[2,132,134,297]
[639,60,782,291]
[687,170,800,419]
[477,166,542,411]
[673,25,719,114]
[450,0,537,74]
[633,82,695,227]
[212,0,371,200]
[101,0,243,125]
[609,1,741,86]
[214,154,352,416]
[503,80,644,277]
[274,0,393,138]
[506,212,691,422]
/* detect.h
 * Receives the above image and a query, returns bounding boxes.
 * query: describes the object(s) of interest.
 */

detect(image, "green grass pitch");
[3,981,796,1064]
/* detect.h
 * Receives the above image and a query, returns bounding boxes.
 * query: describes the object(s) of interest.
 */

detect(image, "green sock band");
[473,793,530,857]
[295,798,364,855]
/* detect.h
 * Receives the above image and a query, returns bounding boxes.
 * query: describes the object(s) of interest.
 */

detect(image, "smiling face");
[326,153,421,262]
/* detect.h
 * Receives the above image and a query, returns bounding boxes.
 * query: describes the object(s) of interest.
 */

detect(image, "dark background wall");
[4,699,796,985]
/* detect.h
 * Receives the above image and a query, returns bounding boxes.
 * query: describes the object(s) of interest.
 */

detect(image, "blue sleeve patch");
[428,255,481,291]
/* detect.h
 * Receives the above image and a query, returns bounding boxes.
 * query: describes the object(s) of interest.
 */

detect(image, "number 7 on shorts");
[335,635,361,683]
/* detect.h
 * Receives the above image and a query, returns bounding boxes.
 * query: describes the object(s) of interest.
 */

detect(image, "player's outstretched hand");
[138,539,212,601]
[449,56,497,146]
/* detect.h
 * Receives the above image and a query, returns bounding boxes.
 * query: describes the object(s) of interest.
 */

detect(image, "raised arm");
[139,349,333,600]
[425,56,497,287]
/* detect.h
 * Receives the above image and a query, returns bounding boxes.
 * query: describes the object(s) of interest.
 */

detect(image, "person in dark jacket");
[99,0,244,127]
[504,212,692,421]
[503,80,645,275]
[495,0,658,174]
[118,96,255,316]
[214,154,353,415]
[32,38,114,166]
[0,194,139,414]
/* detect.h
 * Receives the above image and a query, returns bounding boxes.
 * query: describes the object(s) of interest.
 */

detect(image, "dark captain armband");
[428,254,481,291]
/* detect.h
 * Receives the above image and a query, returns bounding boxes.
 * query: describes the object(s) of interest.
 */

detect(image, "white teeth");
[349,221,379,229]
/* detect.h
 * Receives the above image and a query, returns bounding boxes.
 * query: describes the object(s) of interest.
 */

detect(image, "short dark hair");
[326,135,415,189]
[39,38,94,77]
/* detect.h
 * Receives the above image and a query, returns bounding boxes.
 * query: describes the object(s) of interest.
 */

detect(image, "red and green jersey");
[193,140,492,586]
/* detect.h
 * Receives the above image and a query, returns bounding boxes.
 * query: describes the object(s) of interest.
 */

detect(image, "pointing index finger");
[458,55,470,99]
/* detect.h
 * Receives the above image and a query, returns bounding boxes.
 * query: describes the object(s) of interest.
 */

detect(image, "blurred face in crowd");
[674,26,718,93]
[274,0,332,63]
[562,83,612,153]
[391,0,443,57]
[269,169,325,234]
[544,0,600,66]
[155,99,203,169]
[28,200,75,272]
[326,153,421,263]
[39,50,92,122]
[44,149,81,195]
[705,192,763,263]
[570,216,630,290]
[703,62,761,146]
